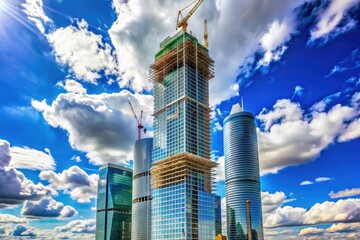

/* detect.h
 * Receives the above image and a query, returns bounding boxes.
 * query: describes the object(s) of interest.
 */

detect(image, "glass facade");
[152,65,209,162]
[223,107,264,240]
[96,164,132,240]
[132,138,153,240]
[150,31,216,240]
[214,195,222,236]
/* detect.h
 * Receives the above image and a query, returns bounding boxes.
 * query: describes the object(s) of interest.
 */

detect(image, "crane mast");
[176,0,205,32]
[204,19,208,49]
[128,100,145,140]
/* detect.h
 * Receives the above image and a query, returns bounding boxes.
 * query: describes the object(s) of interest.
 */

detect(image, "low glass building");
[132,138,153,240]
[223,104,264,240]
[96,164,132,240]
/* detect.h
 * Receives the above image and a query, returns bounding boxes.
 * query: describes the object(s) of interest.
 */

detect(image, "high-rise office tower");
[215,195,222,236]
[132,138,153,240]
[96,164,132,240]
[223,104,264,240]
[150,31,216,240]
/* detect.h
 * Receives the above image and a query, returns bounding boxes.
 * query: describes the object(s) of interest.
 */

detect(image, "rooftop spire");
[230,103,243,114]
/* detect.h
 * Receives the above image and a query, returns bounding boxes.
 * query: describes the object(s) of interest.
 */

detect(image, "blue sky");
[0,0,360,239]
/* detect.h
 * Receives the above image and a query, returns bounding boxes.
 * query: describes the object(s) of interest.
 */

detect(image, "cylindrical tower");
[223,104,264,240]
[131,138,153,240]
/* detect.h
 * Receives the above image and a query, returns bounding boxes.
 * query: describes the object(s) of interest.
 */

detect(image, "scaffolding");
[151,152,217,190]
[150,31,214,84]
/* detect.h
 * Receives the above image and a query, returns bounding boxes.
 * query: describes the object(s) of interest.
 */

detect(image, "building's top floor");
[155,31,208,60]
[99,163,132,172]
[223,103,255,125]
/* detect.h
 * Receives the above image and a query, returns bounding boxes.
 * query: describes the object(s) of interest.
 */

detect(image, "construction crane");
[128,99,147,140]
[204,19,208,49]
[176,0,204,32]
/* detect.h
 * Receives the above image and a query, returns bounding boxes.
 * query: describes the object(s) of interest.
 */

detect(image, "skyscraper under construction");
[150,30,216,239]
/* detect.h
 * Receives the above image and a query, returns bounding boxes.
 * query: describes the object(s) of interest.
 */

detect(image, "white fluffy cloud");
[40,166,98,203]
[57,79,87,94]
[264,198,360,228]
[47,19,118,84]
[108,0,310,105]
[21,197,77,219]
[326,222,360,233]
[32,90,153,165]
[329,188,360,199]
[310,0,360,42]
[54,219,96,234]
[262,191,288,214]
[299,227,324,236]
[338,117,360,142]
[0,214,27,224]
[10,146,55,171]
[0,140,57,208]
[257,92,360,175]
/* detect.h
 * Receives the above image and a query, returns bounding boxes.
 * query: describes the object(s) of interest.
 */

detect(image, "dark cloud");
[21,197,77,219]
[0,140,57,208]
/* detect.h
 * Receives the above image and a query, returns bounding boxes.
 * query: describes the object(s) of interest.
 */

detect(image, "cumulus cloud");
[21,197,77,219]
[257,92,360,175]
[310,0,360,43]
[32,90,153,165]
[0,140,57,208]
[326,222,360,233]
[57,79,87,94]
[108,0,310,105]
[12,224,36,237]
[40,166,98,203]
[10,146,55,171]
[0,214,27,223]
[47,19,118,83]
[265,198,360,228]
[262,191,288,214]
[54,219,96,233]
[299,227,324,236]
[329,188,360,199]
